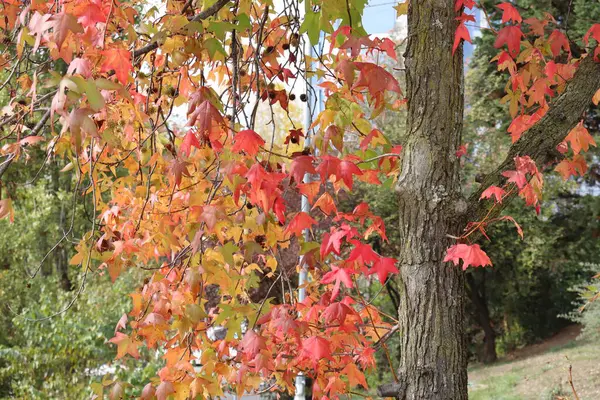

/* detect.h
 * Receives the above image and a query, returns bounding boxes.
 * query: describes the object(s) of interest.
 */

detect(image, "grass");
[468,334,600,400]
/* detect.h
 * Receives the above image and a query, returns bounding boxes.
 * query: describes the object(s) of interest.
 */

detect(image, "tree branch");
[467,56,600,221]
[133,0,231,58]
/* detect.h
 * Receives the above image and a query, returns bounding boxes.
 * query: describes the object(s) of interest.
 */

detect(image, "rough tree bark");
[378,2,600,397]
[393,0,468,398]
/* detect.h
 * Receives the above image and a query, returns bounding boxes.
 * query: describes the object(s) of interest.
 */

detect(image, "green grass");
[468,367,525,400]
[468,338,600,399]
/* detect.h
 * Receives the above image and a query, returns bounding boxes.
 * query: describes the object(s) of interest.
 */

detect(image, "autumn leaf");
[290,155,317,184]
[100,48,133,84]
[301,336,332,364]
[564,122,596,154]
[109,332,141,359]
[480,186,506,203]
[239,330,266,358]
[231,129,265,156]
[494,25,523,57]
[181,131,201,156]
[548,30,570,57]
[0,199,14,223]
[321,265,354,300]
[502,169,527,189]
[322,301,356,325]
[51,12,83,49]
[497,3,522,23]
[312,192,337,215]
[453,23,471,55]
[284,212,317,237]
[368,257,398,284]
[341,363,368,388]
[444,243,492,270]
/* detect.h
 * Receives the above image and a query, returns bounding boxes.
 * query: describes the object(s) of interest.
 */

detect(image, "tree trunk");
[466,273,497,364]
[394,0,467,398]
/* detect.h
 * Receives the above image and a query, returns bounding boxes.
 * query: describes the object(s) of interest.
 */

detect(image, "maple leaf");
[322,301,356,325]
[239,330,266,358]
[555,154,588,180]
[51,12,83,50]
[231,129,265,157]
[0,199,14,223]
[368,257,398,284]
[340,35,374,58]
[444,244,492,270]
[455,0,476,11]
[502,170,527,189]
[301,336,332,364]
[494,26,523,57]
[297,181,321,203]
[480,186,506,203]
[312,192,337,215]
[337,159,363,190]
[316,155,342,183]
[497,3,522,23]
[341,363,368,388]
[453,23,471,55]
[352,62,402,96]
[284,212,317,237]
[156,381,175,400]
[584,24,600,46]
[548,30,570,57]
[140,384,156,400]
[321,265,354,300]
[180,131,201,156]
[100,48,132,84]
[320,228,350,259]
[564,122,596,154]
[109,332,141,359]
[187,100,225,135]
[290,155,317,184]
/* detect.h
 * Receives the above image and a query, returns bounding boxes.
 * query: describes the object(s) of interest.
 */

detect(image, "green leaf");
[85,80,105,112]
[300,11,320,45]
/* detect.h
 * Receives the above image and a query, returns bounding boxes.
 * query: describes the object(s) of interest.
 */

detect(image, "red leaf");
[337,160,363,190]
[100,48,132,84]
[301,336,332,364]
[180,131,201,156]
[284,212,317,237]
[352,62,402,96]
[444,244,492,270]
[231,129,265,157]
[502,170,527,189]
[51,12,83,49]
[321,265,353,300]
[548,30,570,57]
[497,3,522,23]
[290,155,317,184]
[453,23,471,55]
[494,26,523,57]
[368,257,398,284]
[239,330,266,358]
[322,301,356,325]
[584,24,600,46]
[480,186,506,203]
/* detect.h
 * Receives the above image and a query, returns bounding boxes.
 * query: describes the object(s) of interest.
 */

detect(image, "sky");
[362,1,397,34]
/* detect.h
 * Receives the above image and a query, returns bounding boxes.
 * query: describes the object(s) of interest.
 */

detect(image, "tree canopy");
[0,0,599,399]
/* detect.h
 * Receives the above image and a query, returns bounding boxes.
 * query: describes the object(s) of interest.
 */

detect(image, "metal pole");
[294,35,319,400]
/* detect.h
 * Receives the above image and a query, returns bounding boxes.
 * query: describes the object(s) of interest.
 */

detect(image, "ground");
[468,325,600,400]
